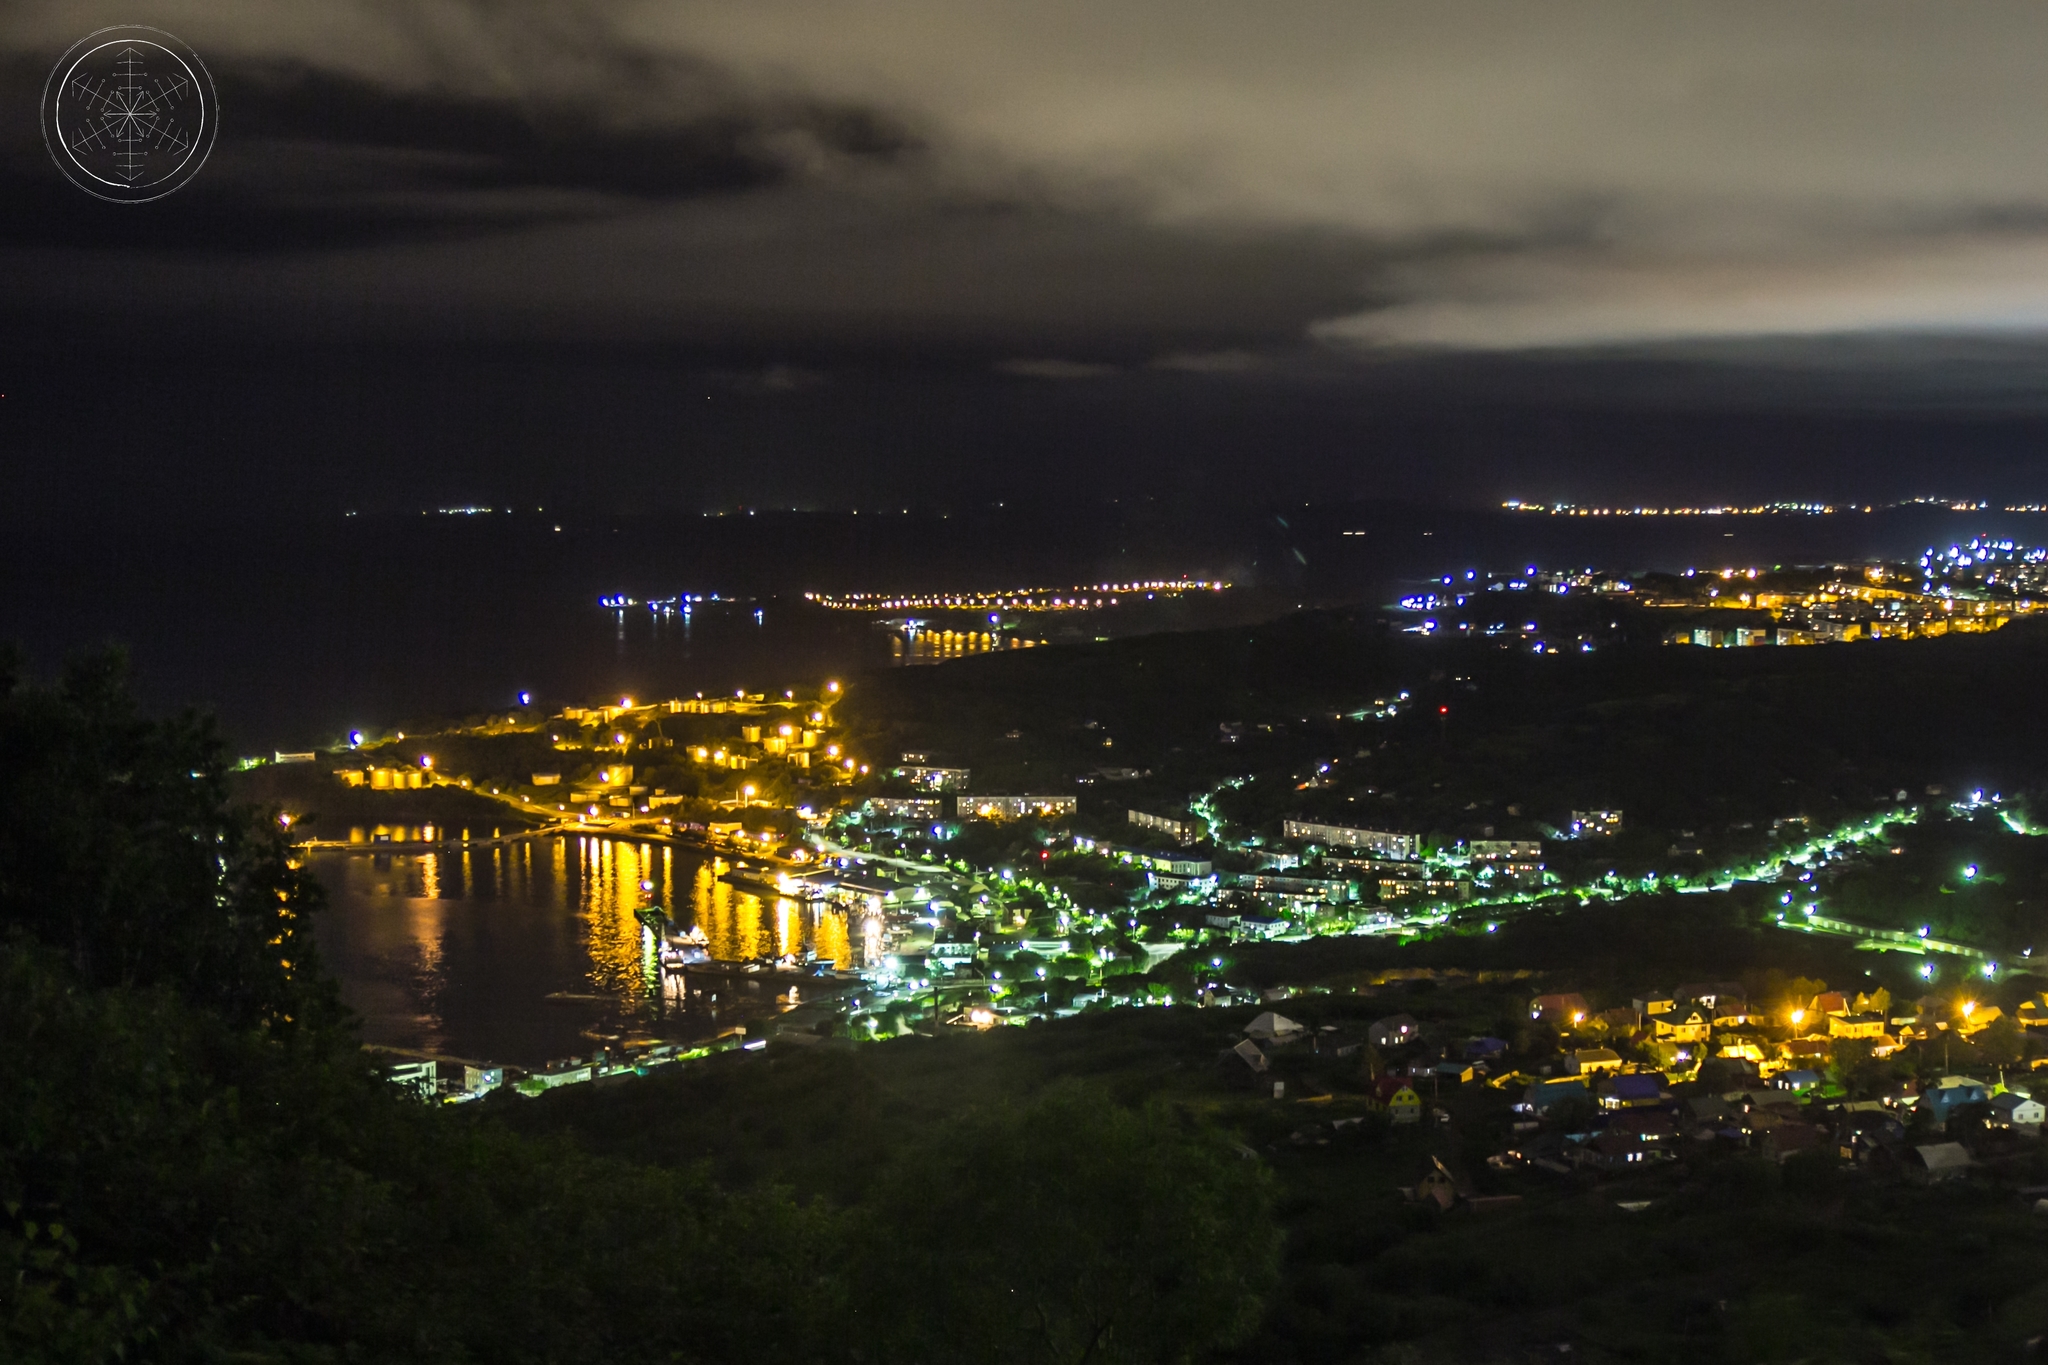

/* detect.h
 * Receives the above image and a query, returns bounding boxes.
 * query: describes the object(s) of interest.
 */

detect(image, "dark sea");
[10,499,2041,752]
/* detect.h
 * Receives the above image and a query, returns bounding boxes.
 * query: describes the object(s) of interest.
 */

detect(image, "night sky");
[13,1,2048,526]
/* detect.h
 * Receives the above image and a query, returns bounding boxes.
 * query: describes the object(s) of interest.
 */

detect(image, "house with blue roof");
[1598,1073,1667,1110]
[1916,1076,1990,1127]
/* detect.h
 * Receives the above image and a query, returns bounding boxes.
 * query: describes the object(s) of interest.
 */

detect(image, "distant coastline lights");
[805,579,1228,612]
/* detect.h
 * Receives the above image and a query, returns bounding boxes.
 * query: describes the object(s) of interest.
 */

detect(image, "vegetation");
[0,650,1276,1363]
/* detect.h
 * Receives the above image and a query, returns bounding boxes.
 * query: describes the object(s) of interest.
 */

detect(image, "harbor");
[308,831,897,1086]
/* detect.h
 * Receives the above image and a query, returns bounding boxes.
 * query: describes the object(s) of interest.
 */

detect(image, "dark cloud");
[10,1,2048,527]
[0,47,917,250]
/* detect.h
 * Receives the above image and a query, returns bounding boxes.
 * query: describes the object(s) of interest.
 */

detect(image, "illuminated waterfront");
[311,835,868,1065]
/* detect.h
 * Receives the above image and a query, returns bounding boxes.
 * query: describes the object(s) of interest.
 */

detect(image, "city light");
[805,578,1228,612]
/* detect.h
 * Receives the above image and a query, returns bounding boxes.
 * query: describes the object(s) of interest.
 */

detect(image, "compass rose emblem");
[42,26,218,203]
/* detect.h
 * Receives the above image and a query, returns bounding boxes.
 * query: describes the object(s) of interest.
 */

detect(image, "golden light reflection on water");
[683,857,855,966]
[321,836,870,1016]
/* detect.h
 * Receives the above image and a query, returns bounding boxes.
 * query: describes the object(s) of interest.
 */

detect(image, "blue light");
[518,691,531,706]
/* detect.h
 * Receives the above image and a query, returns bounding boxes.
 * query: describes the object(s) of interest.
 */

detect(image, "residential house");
[1829,1012,1887,1039]
[1632,990,1676,1020]
[1245,1012,1307,1043]
[1988,1092,2046,1130]
[1809,991,1849,1017]
[1371,1077,1424,1124]
[1834,1107,1906,1164]
[1957,1004,2004,1036]
[1435,1060,1476,1085]
[1907,1142,1972,1184]
[1674,981,1746,1013]
[1404,1155,1466,1210]
[1759,1119,1827,1163]
[1716,1035,1767,1064]
[1368,1014,1419,1048]
[2017,993,2048,1029]
[1689,1096,1740,1138]
[1607,1110,1679,1145]
[1592,1006,1640,1034]
[1225,1039,1270,1077]
[1529,993,1591,1025]
[1573,1130,1676,1172]
[1517,1077,1589,1115]
[1774,1068,1822,1093]
[1778,1037,1832,1068]
[1491,1131,1569,1174]
[1654,1008,1711,1043]
[1916,1076,1991,1127]
[1565,1047,1624,1075]
[1599,1073,1668,1110]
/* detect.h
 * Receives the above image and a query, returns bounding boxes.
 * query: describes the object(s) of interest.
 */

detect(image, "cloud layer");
[11,1,2048,355]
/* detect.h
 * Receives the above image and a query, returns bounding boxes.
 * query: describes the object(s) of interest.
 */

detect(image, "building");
[958,795,1078,820]
[1376,877,1472,903]
[1574,1130,1675,1172]
[1129,808,1200,842]
[1917,1077,1991,1127]
[1653,1008,1711,1043]
[1673,981,1746,1012]
[1569,810,1623,838]
[899,765,970,791]
[1989,1092,2046,1129]
[1368,1014,1418,1048]
[1759,1120,1827,1163]
[1469,838,1543,860]
[1282,819,1421,860]
[1529,993,1591,1024]
[385,1060,436,1101]
[1517,1077,1589,1115]
[1244,1012,1306,1042]
[1828,1012,1887,1039]
[1599,1073,1667,1109]
[1237,872,1356,903]
[1907,1142,1972,1185]
[1565,1047,1623,1075]
[1372,1078,1424,1124]
[867,797,944,821]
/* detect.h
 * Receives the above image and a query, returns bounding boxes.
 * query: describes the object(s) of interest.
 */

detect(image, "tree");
[854,1084,1279,1365]
[1976,1016,2026,1068]
[0,649,336,1037]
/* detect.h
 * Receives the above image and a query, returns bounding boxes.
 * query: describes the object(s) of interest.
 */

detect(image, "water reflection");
[310,834,872,1065]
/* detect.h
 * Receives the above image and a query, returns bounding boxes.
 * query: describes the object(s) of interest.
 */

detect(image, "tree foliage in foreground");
[854,1087,1279,1365]
[0,650,1279,1363]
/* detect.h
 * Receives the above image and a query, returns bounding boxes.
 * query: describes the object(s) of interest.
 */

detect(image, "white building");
[1282,819,1420,859]
[958,795,1078,820]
